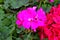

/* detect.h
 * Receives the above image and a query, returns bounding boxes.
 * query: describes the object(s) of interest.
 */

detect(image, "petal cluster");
[38,4,60,40]
[16,7,47,31]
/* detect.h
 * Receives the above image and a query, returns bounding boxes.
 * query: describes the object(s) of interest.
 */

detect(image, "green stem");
[38,1,42,9]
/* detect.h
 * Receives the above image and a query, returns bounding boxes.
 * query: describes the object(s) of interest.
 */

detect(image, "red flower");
[46,13,53,24]
[50,4,60,24]
[38,4,60,40]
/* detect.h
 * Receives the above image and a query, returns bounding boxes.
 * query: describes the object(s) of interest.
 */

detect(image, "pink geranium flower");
[49,0,54,2]
[16,7,46,31]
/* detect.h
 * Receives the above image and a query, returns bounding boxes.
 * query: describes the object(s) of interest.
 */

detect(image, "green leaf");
[3,0,10,9]
[4,0,29,9]
[16,38,22,40]
[6,34,12,40]
[0,26,10,40]
[24,32,31,40]
[42,3,51,12]
[10,0,29,9]
[0,8,5,20]
[33,0,37,3]
[0,0,4,3]
[2,18,11,26]
[8,24,15,35]
[17,27,25,33]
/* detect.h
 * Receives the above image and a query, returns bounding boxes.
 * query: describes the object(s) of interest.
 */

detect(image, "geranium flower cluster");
[16,0,54,32]
[16,7,47,31]
[16,3,60,40]
[38,4,60,40]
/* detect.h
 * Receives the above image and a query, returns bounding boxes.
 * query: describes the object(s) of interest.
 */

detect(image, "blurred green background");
[0,0,59,40]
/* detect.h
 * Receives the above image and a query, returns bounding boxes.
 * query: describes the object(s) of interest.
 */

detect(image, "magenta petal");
[16,20,21,25]
[37,8,46,21]
[16,20,22,28]
[49,0,54,2]
[27,8,37,18]
[23,21,30,29]
[31,22,38,31]
[38,21,45,26]
[17,11,24,21]
[32,6,37,10]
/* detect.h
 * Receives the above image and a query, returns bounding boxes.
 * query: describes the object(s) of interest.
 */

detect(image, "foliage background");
[0,0,59,40]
